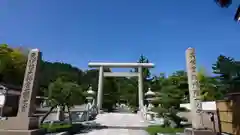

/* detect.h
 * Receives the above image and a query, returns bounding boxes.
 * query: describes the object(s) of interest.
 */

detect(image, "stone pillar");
[0,49,44,134]
[186,48,203,129]
[97,66,104,110]
[18,49,41,118]
[138,67,144,109]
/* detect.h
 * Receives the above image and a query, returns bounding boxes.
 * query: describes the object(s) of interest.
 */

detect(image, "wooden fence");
[216,94,240,135]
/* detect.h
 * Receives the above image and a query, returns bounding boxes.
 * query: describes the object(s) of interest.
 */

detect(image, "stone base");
[0,129,44,135]
[184,128,215,135]
[0,117,39,130]
[99,110,104,114]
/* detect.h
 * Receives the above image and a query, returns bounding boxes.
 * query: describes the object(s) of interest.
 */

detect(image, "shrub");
[41,123,72,133]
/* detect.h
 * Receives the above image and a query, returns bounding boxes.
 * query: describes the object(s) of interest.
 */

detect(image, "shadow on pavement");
[71,121,108,134]
[79,123,147,132]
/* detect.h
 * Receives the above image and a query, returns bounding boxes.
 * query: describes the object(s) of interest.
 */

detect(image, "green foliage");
[117,77,138,107]
[39,61,84,95]
[197,68,223,100]
[40,78,84,124]
[41,123,72,133]
[0,44,27,86]
[212,55,240,94]
[150,71,188,127]
[146,126,184,135]
[102,77,119,111]
[47,78,84,107]
[134,55,151,80]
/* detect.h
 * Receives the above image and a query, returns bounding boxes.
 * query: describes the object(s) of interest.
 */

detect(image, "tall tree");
[153,73,186,127]
[41,78,83,124]
[0,44,27,86]
[134,55,151,80]
[212,55,240,94]
[169,70,189,103]
[197,67,223,100]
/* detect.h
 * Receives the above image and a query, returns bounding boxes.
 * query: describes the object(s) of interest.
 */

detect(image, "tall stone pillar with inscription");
[186,48,203,129]
[18,49,41,119]
[184,48,214,135]
[0,49,43,135]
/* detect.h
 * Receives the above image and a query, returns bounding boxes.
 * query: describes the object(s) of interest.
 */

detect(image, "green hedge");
[41,123,84,134]
[41,123,72,133]
[146,126,184,135]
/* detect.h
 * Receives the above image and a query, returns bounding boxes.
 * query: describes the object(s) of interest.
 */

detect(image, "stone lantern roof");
[145,88,155,96]
[87,86,95,95]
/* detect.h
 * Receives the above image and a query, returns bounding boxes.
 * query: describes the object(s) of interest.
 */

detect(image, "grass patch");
[41,123,72,133]
[146,125,184,135]
[40,123,84,134]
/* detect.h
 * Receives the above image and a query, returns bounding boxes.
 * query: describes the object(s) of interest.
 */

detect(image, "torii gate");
[88,62,155,111]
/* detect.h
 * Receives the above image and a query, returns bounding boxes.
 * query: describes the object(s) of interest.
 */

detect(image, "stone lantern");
[86,85,95,121]
[145,88,155,111]
[86,86,95,104]
[144,88,156,121]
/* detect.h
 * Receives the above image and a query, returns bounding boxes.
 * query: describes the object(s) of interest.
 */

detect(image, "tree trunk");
[59,105,65,121]
[40,105,57,124]
[67,105,72,125]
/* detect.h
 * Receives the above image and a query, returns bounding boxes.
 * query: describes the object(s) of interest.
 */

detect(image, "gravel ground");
[76,113,149,135]
[45,113,186,135]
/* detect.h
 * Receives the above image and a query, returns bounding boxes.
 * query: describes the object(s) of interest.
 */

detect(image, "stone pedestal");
[99,110,104,114]
[0,129,44,135]
[184,128,215,135]
[146,113,153,121]
[0,117,39,130]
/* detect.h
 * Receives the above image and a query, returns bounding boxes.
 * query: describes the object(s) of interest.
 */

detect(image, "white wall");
[180,101,216,111]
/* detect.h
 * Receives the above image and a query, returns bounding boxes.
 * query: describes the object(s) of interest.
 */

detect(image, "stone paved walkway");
[78,113,149,135]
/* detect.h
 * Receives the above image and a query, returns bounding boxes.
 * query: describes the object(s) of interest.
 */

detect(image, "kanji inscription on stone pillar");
[186,47,203,129]
[18,49,41,118]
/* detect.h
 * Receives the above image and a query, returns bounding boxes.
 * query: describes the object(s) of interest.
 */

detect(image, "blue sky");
[1,0,240,76]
